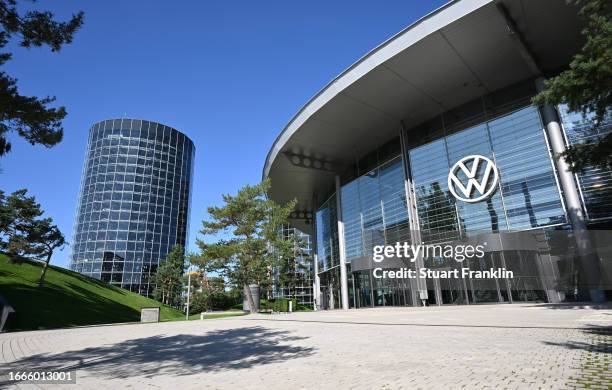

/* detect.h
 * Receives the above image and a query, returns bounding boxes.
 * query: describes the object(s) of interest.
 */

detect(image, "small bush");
[189,291,241,312]
[212,292,241,310]
[296,303,313,311]
[271,298,298,312]
[259,299,273,311]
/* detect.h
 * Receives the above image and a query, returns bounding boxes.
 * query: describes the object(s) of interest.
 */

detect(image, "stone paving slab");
[0,303,610,389]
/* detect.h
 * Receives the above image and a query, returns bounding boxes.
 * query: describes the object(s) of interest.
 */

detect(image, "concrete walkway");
[1,303,611,389]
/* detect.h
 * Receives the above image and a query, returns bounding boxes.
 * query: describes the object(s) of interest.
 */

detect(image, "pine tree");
[533,0,611,172]
[152,245,185,306]
[0,0,84,157]
[0,189,65,287]
[195,179,296,313]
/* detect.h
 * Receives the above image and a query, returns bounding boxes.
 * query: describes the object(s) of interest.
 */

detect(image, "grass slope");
[0,255,183,332]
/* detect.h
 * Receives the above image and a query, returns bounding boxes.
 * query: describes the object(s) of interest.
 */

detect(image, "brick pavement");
[0,303,610,390]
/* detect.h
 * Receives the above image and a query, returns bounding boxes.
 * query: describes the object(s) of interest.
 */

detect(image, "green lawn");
[0,254,184,331]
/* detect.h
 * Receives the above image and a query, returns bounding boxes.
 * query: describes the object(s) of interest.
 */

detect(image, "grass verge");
[0,254,184,331]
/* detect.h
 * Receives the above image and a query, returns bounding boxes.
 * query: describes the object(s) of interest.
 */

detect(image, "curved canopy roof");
[263,0,582,230]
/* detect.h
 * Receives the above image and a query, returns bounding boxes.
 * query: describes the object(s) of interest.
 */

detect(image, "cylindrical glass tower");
[69,119,195,296]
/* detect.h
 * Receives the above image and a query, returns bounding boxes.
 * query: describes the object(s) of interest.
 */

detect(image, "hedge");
[271,298,297,312]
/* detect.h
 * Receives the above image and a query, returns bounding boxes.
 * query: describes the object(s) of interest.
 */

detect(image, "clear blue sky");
[1,0,446,268]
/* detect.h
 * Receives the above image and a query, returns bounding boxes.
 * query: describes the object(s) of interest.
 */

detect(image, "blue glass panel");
[560,105,612,221]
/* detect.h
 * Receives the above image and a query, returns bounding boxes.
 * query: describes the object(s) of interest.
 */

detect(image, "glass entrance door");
[436,274,469,304]
[467,254,504,303]
[430,267,469,305]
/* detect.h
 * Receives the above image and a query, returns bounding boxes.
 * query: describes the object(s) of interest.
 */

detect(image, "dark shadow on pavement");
[243,317,598,330]
[524,302,612,310]
[2,326,315,380]
[542,324,612,353]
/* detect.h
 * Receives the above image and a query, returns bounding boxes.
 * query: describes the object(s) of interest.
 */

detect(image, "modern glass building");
[263,0,612,309]
[271,225,314,306]
[69,119,195,296]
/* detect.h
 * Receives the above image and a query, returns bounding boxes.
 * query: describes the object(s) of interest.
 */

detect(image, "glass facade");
[340,157,411,261]
[560,105,612,222]
[315,196,339,272]
[314,104,574,308]
[410,105,566,240]
[272,226,313,306]
[69,119,195,296]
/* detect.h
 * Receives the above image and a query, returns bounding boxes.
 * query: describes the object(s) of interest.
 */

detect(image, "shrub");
[189,291,241,312]
[189,292,210,313]
[271,298,298,312]
[296,303,313,311]
[211,292,240,310]
[259,299,273,311]
[276,299,287,312]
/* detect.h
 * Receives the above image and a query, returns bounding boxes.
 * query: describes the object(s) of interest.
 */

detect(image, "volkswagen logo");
[448,155,499,203]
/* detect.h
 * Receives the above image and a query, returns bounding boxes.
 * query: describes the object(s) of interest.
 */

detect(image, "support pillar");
[399,125,428,306]
[312,193,321,310]
[313,254,320,310]
[335,175,350,310]
[536,78,604,302]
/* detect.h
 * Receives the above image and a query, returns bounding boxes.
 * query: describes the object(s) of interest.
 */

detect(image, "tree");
[0,189,42,256]
[0,188,65,287]
[152,244,185,306]
[188,271,227,313]
[532,0,611,172]
[195,179,296,314]
[0,0,84,156]
[29,218,65,287]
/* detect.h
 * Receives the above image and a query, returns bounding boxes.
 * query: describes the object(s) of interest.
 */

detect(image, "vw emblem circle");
[448,155,499,203]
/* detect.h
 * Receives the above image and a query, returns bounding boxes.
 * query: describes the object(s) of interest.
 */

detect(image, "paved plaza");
[1,303,611,389]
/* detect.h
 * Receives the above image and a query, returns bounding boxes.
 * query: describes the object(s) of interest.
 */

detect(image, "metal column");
[312,193,321,310]
[335,175,350,310]
[313,254,320,310]
[399,125,428,306]
[536,78,604,302]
